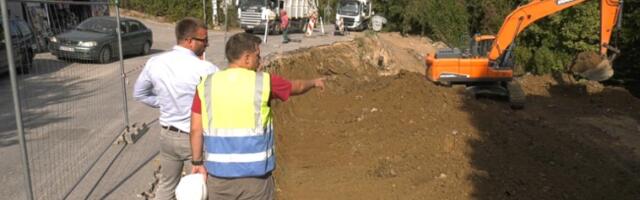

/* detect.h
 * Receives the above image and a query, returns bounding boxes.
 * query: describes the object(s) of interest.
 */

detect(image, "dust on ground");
[267,32,640,199]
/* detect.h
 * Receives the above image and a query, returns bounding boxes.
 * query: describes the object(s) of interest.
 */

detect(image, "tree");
[616,1,640,78]
[514,1,600,73]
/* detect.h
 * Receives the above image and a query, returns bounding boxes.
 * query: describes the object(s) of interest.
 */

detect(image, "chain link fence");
[0,0,138,199]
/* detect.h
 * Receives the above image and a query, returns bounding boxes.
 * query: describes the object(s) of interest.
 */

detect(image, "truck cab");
[238,0,276,33]
[238,0,317,34]
[335,0,372,31]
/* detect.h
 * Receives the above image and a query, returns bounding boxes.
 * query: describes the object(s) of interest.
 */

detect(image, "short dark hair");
[225,33,262,62]
[175,17,207,43]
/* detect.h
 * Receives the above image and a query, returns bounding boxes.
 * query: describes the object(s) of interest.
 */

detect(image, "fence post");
[263,16,269,44]
[0,0,34,199]
[320,16,324,35]
[115,1,130,129]
[224,0,229,63]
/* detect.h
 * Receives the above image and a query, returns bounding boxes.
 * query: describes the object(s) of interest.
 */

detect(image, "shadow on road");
[0,57,99,147]
[96,150,159,199]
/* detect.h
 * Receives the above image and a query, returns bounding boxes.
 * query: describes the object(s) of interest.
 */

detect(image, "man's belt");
[161,125,189,134]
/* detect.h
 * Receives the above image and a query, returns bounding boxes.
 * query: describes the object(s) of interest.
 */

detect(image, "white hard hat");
[175,174,207,200]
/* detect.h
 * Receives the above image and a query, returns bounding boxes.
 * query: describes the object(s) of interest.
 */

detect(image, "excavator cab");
[470,35,495,57]
[431,34,495,60]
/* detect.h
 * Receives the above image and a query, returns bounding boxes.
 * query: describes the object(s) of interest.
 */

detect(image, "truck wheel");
[361,21,369,31]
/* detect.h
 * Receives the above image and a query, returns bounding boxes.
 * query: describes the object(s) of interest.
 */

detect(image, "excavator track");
[507,80,525,110]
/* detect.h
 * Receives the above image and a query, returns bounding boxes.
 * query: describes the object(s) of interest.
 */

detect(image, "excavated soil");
[570,51,603,74]
[267,33,640,200]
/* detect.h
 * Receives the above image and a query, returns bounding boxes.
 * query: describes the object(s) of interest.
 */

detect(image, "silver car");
[49,16,153,63]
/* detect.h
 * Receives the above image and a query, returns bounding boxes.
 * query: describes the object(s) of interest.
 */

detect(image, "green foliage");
[513,46,532,74]
[372,0,469,47]
[121,0,237,27]
[466,0,521,34]
[616,1,640,78]
[529,46,569,74]
[514,1,600,73]
[558,2,599,52]
[318,0,340,23]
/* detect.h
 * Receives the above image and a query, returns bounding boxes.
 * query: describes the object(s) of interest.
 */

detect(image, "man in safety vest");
[189,33,325,199]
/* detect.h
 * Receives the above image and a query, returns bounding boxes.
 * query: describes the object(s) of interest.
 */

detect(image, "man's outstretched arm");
[290,78,325,96]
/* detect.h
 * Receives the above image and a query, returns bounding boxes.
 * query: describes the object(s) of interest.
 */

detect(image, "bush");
[373,0,469,47]
[121,0,237,28]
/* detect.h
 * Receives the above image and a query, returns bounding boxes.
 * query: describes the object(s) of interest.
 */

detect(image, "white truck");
[335,0,373,31]
[237,0,318,34]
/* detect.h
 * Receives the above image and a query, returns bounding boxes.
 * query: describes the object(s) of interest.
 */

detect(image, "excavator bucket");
[570,51,614,81]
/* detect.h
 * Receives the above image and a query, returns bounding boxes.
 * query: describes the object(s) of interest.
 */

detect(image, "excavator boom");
[488,0,622,61]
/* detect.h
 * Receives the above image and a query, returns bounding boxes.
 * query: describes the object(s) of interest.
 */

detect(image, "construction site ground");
[3,11,639,198]
[269,32,640,199]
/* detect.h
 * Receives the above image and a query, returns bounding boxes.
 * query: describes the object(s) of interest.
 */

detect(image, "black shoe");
[282,40,290,44]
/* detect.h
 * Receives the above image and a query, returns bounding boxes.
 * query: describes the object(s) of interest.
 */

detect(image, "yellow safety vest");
[195,68,274,177]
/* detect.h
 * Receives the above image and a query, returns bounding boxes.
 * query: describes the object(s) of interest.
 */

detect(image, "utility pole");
[203,0,207,24]
[212,0,218,26]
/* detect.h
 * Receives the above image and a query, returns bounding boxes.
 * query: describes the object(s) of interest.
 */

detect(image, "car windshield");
[240,0,264,9]
[338,1,359,16]
[76,18,116,33]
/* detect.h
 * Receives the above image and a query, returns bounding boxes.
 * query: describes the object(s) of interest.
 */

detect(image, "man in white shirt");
[133,17,219,200]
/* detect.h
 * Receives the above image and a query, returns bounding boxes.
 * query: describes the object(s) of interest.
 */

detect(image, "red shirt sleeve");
[191,90,202,114]
[270,74,292,101]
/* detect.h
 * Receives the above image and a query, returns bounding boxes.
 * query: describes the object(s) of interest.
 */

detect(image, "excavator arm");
[488,0,623,62]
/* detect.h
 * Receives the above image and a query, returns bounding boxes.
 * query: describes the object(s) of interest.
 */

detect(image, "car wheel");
[98,46,111,64]
[141,41,150,55]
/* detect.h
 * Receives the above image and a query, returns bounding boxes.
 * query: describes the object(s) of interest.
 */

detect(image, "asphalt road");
[0,17,352,200]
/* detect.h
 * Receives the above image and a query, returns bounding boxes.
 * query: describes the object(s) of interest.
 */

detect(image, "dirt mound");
[267,34,640,199]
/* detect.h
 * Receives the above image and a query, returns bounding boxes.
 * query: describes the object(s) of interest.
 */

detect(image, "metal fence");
[0,0,137,199]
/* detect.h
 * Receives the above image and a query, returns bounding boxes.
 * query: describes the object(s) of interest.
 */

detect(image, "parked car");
[49,16,153,63]
[0,18,37,74]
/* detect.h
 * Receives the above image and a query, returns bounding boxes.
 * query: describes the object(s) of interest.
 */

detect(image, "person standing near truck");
[281,9,290,43]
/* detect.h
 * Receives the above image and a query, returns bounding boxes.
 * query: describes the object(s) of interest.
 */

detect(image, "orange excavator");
[424,0,624,109]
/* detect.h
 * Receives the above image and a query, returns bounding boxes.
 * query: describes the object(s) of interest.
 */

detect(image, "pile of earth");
[266,34,640,199]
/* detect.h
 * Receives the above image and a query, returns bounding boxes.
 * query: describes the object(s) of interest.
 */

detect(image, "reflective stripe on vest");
[196,68,274,178]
